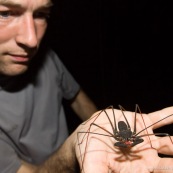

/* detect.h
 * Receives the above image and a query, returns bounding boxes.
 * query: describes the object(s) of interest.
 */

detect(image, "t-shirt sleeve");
[49,50,80,100]
[61,64,80,99]
[0,139,21,173]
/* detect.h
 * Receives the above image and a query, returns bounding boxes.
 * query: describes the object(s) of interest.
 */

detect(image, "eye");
[0,11,11,18]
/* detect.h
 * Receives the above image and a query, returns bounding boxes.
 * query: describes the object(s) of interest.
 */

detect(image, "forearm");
[39,134,76,173]
[71,89,97,121]
[37,132,77,173]
[17,132,78,173]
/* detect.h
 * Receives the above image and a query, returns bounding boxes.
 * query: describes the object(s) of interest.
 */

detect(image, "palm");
[75,107,173,173]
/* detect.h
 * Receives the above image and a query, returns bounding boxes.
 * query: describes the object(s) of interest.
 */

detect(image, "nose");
[15,14,38,48]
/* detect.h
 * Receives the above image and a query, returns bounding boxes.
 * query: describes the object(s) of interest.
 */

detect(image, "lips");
[10,55,30,63]
[6,52,33,63]
[5,49,36,64]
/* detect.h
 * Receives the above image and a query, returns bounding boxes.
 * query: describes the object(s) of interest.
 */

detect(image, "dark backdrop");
[46,0,173,133]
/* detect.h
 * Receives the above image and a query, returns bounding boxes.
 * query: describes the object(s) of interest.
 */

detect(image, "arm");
[17,131,78,173]
[70,89,98,121]
[14,106,173,173]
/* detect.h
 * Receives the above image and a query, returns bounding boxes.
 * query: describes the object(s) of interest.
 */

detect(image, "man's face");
[0,0,53,76]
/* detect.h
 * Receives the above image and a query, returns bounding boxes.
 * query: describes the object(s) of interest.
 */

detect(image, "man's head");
[0,0,53,76]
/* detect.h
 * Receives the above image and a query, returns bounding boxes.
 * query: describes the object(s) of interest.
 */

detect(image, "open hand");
[75,105,173,173]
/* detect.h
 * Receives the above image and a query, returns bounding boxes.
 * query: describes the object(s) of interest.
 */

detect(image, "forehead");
[0,0,53,9]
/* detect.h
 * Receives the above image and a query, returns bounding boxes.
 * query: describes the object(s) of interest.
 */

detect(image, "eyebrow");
[0,0,22,8]
[37,2,54,11]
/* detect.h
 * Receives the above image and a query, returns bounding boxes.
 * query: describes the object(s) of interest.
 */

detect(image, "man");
[1,0,173,173]
[0,0,97,172]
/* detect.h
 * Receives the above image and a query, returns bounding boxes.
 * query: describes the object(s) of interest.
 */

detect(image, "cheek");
[0,22,47,45]
[0,26,15,44]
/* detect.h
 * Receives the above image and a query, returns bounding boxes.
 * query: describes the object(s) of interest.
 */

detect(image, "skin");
[0,0,52,76]
[71,89,98,121]
[75,106,173,173]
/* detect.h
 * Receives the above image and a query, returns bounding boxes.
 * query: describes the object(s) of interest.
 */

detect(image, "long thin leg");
[118,105,131,130]
[136,113,173,136]
[136,104,152,147]
[77,107,116,173]
[138,133,173,145]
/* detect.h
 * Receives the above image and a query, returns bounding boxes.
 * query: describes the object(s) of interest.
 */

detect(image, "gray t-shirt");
[0,49,80,173]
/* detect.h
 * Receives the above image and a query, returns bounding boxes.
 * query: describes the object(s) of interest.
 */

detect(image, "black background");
[46,0,173,134]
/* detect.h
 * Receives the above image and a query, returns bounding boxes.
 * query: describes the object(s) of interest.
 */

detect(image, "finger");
[156,136,173,156]
[148,107,173,129]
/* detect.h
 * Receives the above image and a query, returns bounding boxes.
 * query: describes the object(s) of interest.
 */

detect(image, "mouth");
[11,55,29,62]
[7,53,33,64]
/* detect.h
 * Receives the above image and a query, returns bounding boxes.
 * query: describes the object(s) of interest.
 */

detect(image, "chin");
[10,70,28,76]
[1,64,29,76]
